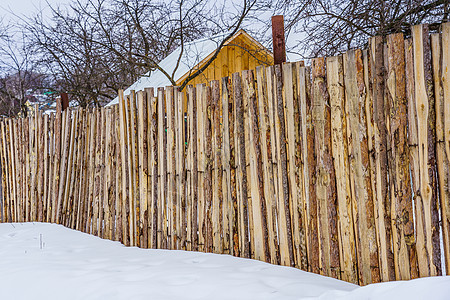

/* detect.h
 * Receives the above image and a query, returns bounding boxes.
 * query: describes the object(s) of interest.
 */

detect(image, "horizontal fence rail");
[0,23,449,286]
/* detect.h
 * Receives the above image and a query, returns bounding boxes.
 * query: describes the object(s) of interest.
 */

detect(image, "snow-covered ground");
[0,223,449,300]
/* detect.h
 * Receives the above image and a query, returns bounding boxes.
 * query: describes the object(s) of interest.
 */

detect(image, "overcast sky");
[1,0,68,20]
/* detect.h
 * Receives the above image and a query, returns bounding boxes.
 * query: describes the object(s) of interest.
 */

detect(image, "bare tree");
[21,0,257,106]
[0,20,47,117]
[251,0,448,58]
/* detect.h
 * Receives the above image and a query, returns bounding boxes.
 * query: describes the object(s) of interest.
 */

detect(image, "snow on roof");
[107,31,234,106]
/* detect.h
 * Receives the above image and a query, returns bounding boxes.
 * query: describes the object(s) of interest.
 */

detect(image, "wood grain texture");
[435,23,450,275]
[326,55,358,284]
[386,33,417,280]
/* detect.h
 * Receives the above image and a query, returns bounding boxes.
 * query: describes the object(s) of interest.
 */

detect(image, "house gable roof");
[107,29,271,106]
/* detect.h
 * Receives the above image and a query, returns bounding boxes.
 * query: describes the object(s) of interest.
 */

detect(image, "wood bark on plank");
[118,91,130,245]
[70,110,81,229]
[369,36,395,282]
[344,49,380,284]
[410,24,441,276]
[312,57,340,279]
[166,86,176,250]
[243,70,270,263]
[15,119,23,222]
[256,66,279,265]
[211,80,223,254]
[137,91,149,247]
[196,84,207,253]
[274,65,295,267]
[175,89,186,250]
[232,73,250,258]
[385,33,417,280]
[220,78,231,255]
[204,85,213,253]
[326,55,358,284]
[157,87,167,249]
[51,100,62,223]
[147,89,158,249]
[187,85,199,251]
[434,23,450,274]
[282,63,306,268]
[23,118,30,222]
[128,92,139,246]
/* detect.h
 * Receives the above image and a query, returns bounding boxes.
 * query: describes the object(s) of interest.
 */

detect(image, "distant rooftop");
[107,31,235,106]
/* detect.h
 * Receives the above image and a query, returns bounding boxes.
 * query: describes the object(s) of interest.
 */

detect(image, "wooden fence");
[0,23,449,286]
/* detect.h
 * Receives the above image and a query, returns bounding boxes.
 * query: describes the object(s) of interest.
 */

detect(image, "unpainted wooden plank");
[175,89,186,250]
[434,24,450,275]
[410,24,441,276]
[312,57,340,279]
[385,32,417,280]
[256,66,279,265]
[157,87,167,249]
[273,65,295,267]
[326,55,358,284]
[243,70,270,262]
[343,50,380,284]
[211,80,223,254]
[187,85,199,251]
[369,36,395,282]
[118,91,130,245]
[232,73,250,258]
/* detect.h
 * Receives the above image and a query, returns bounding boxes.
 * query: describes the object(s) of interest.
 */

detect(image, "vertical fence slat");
[166,86,176,249]
[283,63,306,268]
[211,80,223,254]
[129,92,139,246]
[187,85,198,251]
[436,22,450,275]
[326,55,358,284]
[243,70,270,263]
[411,24,441,277]
[137,91,148,247]
[119,91,130,245]
[114,105,123,243]
[256,66,279,265]
[369,36,395,282]
[344,49,380,284]
[15,119,23,222]
[273,65,295,267]
[386,32,417,280]
[157,87,167,249]
[147,89,157,249]
[75,110,87,231]
[175,89,186,250]
[312,57,340,278]
[232,74,250,258]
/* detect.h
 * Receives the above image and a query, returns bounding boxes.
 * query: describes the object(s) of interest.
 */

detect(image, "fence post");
[271,15,286,65]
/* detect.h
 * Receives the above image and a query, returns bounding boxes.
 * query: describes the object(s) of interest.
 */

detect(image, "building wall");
[176,34,274,89]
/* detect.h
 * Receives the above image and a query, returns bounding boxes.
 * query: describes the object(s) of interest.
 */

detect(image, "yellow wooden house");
[107,29,273,106]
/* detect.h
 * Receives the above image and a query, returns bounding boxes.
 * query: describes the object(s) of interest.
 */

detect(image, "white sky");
[1,0,68,21]
[0,0,303,61]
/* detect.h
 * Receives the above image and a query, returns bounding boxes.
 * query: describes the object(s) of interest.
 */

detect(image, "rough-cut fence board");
[386,33,417,280]
[369,36,395,282]
[243,70,269,262]
[273,65,295,267]
[411,24,441,277]
[233,73,250,258]
[326,55,358,284]
[433,25,450,275]
[312,57,340,279]
[256,66,279,265]
[344,49,380,284]
[283,63,306,269]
